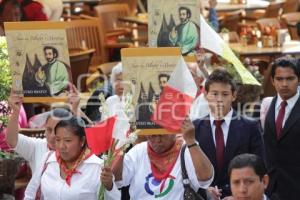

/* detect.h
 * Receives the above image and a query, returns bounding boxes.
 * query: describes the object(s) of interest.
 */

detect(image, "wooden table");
[216,0,269,12]
[118,15,148,26]
[230,41,300,97]
[229,41,300,58]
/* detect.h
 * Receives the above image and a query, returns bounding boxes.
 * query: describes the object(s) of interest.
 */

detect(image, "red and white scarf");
[148,139,182,181]
[56,148,93,186]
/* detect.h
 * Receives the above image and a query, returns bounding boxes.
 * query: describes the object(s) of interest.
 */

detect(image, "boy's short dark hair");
[204,68,237,93]
[271,56,300,79]
[228,153,266,180]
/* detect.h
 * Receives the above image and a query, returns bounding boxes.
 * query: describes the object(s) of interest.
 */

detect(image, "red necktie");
[275,100,287,139]
[214,120,225,173]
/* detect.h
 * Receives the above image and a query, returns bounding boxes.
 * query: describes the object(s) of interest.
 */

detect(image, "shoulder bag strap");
[35,150,53,200]
[180,144,206,200]
[180,144,189,183]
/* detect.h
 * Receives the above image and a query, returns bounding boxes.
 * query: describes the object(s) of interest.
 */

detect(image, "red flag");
[151,57,197,132]
[85,116,116,155]
[151,86,194,132]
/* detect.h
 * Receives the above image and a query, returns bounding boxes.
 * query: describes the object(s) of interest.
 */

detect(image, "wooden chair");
[93,3,147,46]
[281,12,300,40]
[244,1,284,21]
[256,18,282,33]
[282,0,299,14]
[19,128,46,139]
[79,14,134,63]
[69,48,95,92]
[219,10,243,32]
[94,4,132,38]
[117,0,138,16]
[65,19,107,69]
[264,2,284,18]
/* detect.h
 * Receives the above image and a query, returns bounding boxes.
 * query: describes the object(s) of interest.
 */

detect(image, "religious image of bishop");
[34,46,70,96]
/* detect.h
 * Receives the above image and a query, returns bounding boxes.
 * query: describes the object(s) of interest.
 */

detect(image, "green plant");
[0,151,17,159]
[0,37,11,101]
[0,37,12,131]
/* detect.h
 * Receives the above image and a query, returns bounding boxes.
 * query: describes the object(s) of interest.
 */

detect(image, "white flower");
[126,130,139,145]
[101,154,108,161]
[98,93,109,121]
[123,93,134,120]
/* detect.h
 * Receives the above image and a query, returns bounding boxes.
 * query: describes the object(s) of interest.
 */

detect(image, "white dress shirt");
[260,97,273,129]
[209,109,233,146]
[275,91,299,128]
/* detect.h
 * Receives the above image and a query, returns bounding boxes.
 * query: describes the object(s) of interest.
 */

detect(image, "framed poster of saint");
[4,21,72,103]
[121,47,182,135]
[148,0,200,57]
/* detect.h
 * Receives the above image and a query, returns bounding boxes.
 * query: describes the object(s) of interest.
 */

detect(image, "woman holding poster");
[113,117,214,200]
[24,116,120,200]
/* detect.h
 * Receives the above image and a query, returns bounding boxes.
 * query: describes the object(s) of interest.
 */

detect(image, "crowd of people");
[0,0,300,200]
[0,55,298,200]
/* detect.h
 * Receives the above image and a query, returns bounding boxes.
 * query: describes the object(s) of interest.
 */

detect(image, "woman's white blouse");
[25,153,120,200]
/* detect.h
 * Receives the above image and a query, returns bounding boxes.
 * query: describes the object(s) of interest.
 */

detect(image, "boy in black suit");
[193,69,265,199]
[264,57,300,200]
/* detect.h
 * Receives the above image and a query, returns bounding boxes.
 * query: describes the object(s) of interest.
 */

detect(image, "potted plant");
[0,36,21,197]
[0,36,12,134]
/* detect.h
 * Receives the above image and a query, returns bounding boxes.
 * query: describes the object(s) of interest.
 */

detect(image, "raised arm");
[195,48,209,79]
[6,91,23,148]
[181,117,213,181]
[68,84,93,124]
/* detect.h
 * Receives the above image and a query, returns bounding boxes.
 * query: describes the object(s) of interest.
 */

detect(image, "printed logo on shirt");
[144,173,175,198]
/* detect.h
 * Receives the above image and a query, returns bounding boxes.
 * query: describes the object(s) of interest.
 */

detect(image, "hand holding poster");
[122,47,194,135]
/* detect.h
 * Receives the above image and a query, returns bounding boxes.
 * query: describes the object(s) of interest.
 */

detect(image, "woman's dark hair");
[205,68,237,93]
[271,56,300,79]
[54,116,87,148]
[46,108,72,123]
[228,153,266,180]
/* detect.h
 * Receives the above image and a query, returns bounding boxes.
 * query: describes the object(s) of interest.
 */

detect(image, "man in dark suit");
[264,57,300,200]
[193,69,265,199]
[228,154,278,200]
